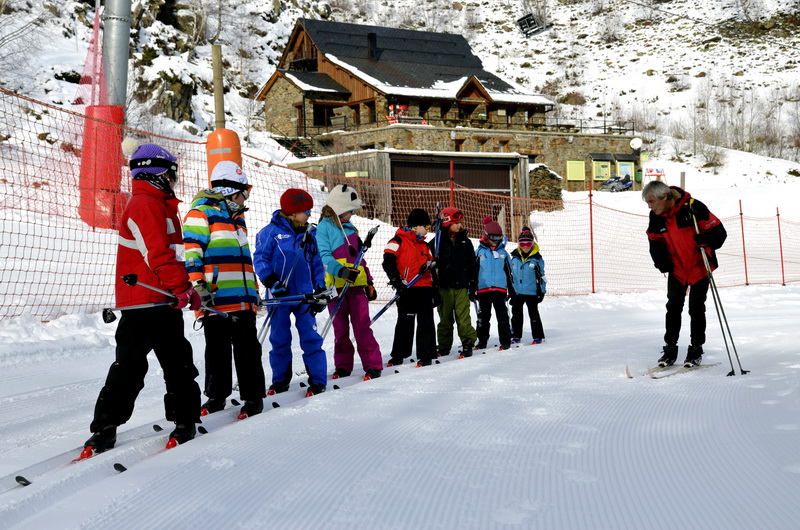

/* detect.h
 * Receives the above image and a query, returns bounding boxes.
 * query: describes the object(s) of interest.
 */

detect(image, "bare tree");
[0,1,46,74]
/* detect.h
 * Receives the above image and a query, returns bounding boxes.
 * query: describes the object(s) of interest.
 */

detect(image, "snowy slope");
[1,285,799,528]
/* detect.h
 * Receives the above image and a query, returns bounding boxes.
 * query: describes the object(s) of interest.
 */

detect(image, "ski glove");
[694,232,713,247]
[269,281,289,298]
[338,266,361,283]
[365,281,378,301]
[172,285,202,311]
[309,287,330,316]
[389,277,407,294]
[536,292,545,304]
[192,280,214,306]
[432,289,442,308]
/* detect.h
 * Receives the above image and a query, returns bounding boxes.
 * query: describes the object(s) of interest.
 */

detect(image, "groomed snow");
[0,283,799,528]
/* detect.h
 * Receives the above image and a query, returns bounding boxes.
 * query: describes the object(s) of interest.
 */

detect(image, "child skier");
[473,216,514,351]
[316,184,383,381]
[430,206,478,358]
[254,188,328,397]
[382,208,440,367]
[509,226,546,345]
[83,140,201,455]
[183,161,266,419]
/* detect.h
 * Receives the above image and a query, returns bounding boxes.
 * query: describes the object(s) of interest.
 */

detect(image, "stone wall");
[263,77,301,136]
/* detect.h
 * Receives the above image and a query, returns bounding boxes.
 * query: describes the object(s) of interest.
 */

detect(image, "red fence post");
[777,207,786,286]
[589,192,595,293]
[739,200,749,285]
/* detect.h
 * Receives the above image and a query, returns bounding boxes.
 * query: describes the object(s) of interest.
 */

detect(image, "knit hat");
[280,188,313,215]
[482,216,503,242]
[326,184,363,216]
[440,207,464,228]
[407,208,431,228]
[122,138,178,195]
[210,161,250,197]
[518,226,535,244]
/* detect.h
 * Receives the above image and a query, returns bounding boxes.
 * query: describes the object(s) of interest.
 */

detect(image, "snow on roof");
[325,53,553,105]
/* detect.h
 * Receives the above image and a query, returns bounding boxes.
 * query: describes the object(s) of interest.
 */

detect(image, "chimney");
[367,32,377,61]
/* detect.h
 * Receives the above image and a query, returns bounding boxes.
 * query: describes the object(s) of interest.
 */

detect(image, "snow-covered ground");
[1,284,799,528]
[1,146,800,526]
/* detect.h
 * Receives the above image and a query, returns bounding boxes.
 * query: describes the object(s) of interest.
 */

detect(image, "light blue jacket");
[475,239,512,293]
[510,247,546,296]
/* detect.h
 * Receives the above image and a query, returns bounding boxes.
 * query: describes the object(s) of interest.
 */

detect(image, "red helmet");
[440,207,464,227]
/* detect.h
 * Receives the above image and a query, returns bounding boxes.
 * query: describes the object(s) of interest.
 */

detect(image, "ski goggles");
[487,234,503,243]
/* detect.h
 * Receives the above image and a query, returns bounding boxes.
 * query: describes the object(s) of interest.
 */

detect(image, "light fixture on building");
[630,137,643,150]
[568,135,574,143]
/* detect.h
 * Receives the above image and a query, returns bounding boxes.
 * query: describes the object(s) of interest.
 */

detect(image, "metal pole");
[212,44,226,129]
[102,0,132,108]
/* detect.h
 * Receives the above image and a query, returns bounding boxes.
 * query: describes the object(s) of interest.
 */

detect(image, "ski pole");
[260,286,337,306]
[320,225,380,340]
[101,302,171,323]
[370,262,434,325]
[258,222,314,344]
[121,274,233,320]
[690,208,748,376]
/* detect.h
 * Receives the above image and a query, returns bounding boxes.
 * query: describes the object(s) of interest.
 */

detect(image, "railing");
[297,116,635,136]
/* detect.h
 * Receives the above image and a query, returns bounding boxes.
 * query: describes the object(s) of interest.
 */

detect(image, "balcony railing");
[299,116,634,136]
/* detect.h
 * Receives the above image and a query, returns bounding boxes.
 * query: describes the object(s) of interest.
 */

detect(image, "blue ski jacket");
[510,246,546,296]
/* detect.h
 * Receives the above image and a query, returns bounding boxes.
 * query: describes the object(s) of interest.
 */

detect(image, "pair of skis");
[625,362,722,379]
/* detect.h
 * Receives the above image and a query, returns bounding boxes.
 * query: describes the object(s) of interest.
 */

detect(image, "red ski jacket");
[115,181,191,307]
[382,227,435,288]
[646,187,727,285]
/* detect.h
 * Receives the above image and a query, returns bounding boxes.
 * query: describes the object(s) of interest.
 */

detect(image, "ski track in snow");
[1,288,800,528]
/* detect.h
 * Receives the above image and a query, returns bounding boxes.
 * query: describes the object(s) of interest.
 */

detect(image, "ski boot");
[386,357,403,367]
[267,382,290,396]
[459,339,474,359]
[166,423,196,449]
[657,345,679,367]
[364,368,382,381]
[200,397,226,416]
[683,345,703,367]
[531,338,544,345]
[238,399,264,419]
[83,425,117,455]
[436,347,451,357]
[331,368,351,380]
[510,337,521,344]
[305,383,326,397]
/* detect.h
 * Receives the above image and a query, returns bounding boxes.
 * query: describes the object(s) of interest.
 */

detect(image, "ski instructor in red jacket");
[82,139,202,457]
[643,181,727,368]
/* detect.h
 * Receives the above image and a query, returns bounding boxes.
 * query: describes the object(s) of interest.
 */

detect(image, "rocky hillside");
[2,0,799,162]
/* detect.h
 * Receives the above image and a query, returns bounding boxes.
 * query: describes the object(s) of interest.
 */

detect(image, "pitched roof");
[298,18,553,105]
[281,70,350,96]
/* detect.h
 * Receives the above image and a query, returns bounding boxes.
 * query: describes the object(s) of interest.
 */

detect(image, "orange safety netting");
[1,87,799,320]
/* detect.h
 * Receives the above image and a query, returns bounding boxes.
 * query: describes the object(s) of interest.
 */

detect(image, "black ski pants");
[90,306,200,432]
[202,310,266,402]
[476,291,511,348]
[664,273,709,347]
[511,294,545,341]
[389,287,437,363]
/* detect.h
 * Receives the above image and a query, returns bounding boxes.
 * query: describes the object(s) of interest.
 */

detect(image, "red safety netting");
[1,87,798,320]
